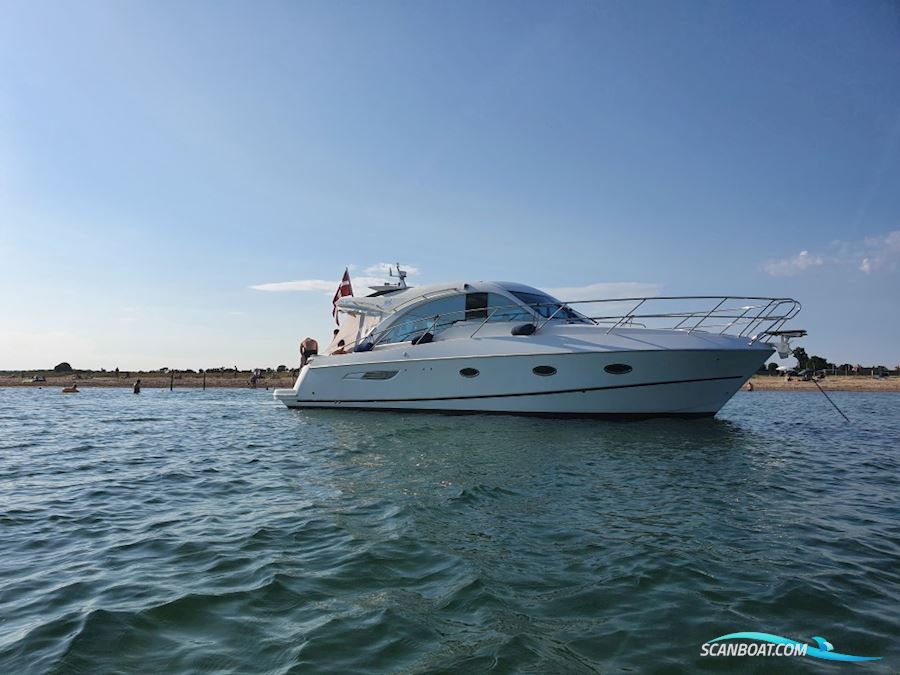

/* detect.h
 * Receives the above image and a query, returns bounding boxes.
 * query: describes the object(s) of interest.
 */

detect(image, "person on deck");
[300,337,318,367]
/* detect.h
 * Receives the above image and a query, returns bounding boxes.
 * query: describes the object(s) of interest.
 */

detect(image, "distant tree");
[808,355,828,372]
[792,347,809,369]
[767,362,779,373]
[276,365,288,372]
[54,362,73,372]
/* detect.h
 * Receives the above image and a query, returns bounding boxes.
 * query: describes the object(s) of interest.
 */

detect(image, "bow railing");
[553,296,802,338]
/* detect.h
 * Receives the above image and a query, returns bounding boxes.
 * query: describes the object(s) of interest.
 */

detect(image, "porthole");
[604,363,633,375]
[532,365,557,376]
[459,367,480,378]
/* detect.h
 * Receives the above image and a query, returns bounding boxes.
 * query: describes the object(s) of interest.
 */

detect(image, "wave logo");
[701,632,881,662]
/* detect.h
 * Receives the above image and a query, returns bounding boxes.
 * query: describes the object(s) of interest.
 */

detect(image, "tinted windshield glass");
[379,294,465,343]
[378,292,535,344]
[511,291,587,322]
[469,292,532,322]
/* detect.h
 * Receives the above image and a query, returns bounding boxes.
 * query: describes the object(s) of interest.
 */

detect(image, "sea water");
[1,388,898,673]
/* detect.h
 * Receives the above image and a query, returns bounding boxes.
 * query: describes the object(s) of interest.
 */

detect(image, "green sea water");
[1,387,898,673]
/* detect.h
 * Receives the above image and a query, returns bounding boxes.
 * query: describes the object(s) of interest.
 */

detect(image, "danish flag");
[332,268,353,324]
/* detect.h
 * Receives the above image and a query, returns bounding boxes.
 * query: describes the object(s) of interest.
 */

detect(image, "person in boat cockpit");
[332,339,349,355]
[300,337,318,366]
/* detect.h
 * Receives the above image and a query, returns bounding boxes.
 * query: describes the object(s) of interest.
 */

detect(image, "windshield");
[511,291,589,322]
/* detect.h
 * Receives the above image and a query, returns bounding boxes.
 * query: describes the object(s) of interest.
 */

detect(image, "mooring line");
[813,379,850,423]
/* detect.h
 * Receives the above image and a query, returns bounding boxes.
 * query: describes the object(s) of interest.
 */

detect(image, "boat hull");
[273,347,771,417]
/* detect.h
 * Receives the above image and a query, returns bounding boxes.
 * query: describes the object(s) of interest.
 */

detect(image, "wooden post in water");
[203,372,206,390]
[169,371,174,391]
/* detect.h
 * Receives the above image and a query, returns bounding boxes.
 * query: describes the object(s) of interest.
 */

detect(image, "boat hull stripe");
[294,374,744,404]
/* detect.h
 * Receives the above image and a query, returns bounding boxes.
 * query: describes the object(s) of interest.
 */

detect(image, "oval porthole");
[532,365,557,376]
[459,367,480,378]
[604,363,633,375]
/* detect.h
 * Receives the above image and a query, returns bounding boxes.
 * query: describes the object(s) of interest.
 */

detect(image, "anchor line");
[813,379,850,423]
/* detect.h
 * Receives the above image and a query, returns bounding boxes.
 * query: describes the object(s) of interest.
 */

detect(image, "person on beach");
[300,337,318,366]
[133,379,141,394]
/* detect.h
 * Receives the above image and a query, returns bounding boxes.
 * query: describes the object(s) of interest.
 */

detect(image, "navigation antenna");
[390,263,408,289]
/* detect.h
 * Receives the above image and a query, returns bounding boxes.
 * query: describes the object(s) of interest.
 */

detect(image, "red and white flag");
[332,268,353,324]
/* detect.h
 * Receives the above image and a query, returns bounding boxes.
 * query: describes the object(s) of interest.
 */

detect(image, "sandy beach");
[747,375,900,392]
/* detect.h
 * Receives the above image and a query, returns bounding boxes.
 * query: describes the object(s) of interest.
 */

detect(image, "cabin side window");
[467,292,532,322]
[378,294,466,344]
[378,291,533,344]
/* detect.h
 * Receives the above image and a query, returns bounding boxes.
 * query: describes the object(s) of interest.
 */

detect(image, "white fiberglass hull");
[274,345,771,418]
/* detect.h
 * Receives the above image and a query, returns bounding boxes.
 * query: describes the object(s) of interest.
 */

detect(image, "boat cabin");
[332,281,588,352]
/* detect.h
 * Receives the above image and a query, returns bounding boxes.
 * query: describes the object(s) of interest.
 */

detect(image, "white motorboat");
[274,270,802,418]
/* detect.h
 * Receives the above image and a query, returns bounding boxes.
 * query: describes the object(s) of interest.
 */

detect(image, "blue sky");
[1,1,898,370]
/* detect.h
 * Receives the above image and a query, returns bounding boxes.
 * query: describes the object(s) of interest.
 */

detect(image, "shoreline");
[0,373,297,389]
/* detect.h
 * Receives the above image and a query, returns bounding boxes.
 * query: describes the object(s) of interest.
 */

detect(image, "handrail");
[469,308,500,338]
[606,298,647,335]
[324,295,801,354]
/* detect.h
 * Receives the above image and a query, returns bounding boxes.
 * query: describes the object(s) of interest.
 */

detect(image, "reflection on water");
[0,388,898,673]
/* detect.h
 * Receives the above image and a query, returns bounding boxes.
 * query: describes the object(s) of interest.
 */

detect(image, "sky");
[1,0,899,370]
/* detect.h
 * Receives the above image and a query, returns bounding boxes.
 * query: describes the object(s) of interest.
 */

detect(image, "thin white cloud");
[251,263,421,293]
[858,230,900,274]
[763,250,824,277]
[763,230,900,277]
[250,278,389,293]
[545,282,663,301]
[363,262,421,277]
[249,279,336,292]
